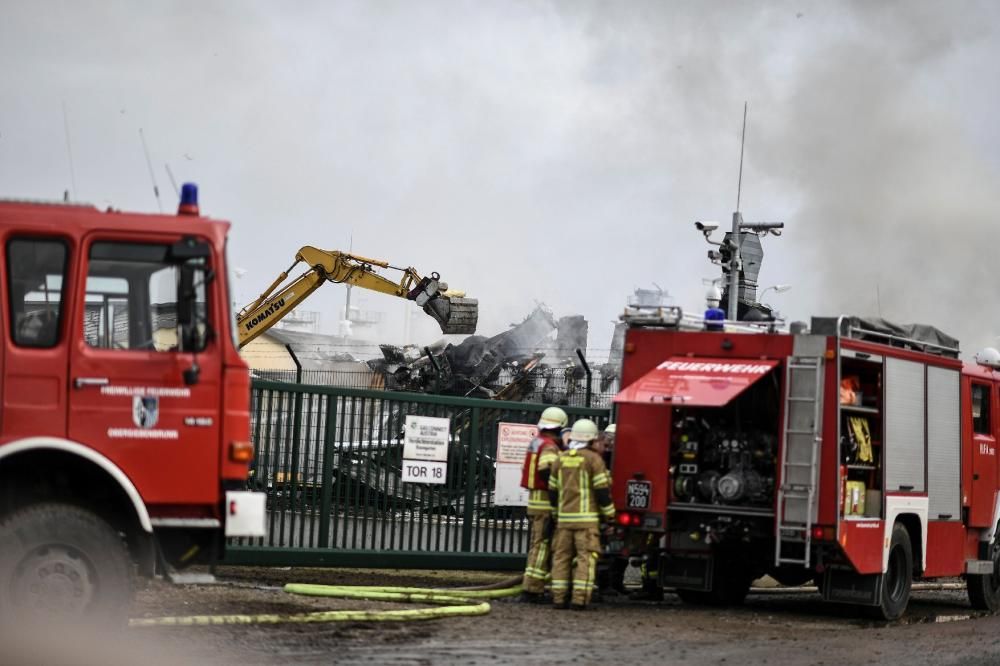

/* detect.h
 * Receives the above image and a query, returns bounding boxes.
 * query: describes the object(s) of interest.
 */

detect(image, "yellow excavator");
[236,246,479,348]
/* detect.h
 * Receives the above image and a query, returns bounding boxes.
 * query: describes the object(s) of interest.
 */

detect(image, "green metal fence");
[225,379,609,570]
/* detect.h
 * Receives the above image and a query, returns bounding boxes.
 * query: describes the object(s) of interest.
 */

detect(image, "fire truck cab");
[610,309,1000,620]
[0,187,263,620]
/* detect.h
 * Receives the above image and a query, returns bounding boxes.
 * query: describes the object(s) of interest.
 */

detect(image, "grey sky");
[3,1,999,358]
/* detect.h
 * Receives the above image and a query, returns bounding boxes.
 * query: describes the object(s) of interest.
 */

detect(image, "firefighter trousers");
[522,513,553,594]
[550,525,601,606]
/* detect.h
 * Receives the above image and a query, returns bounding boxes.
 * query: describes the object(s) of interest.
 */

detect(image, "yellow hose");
[129,583,522,627]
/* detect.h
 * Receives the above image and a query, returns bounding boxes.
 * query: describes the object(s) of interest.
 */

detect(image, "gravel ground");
[10,567,1000,665]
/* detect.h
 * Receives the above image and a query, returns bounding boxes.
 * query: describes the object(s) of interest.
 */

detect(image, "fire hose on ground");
[129,577,525,627]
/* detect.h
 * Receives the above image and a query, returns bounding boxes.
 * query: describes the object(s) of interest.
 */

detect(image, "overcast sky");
[3,1,999,359]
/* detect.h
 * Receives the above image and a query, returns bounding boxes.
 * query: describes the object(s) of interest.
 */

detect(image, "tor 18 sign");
[401,460,447,484]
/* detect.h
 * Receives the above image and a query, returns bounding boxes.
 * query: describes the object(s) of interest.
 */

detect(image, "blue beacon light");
[178,183,199,215]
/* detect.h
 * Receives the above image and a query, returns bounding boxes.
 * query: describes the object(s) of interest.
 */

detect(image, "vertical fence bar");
[318,393,336,549]
[461,406,481,552]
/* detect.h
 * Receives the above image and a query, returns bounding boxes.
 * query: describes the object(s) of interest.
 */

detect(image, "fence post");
[317,395,338,548]
[461,406,481,552]
[285,344,303,384]
[576,348,592,408]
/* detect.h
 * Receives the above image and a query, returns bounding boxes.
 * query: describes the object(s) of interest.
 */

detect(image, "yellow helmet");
[604,423,616,435]
[570,419,599,442]
[537,406,569,430]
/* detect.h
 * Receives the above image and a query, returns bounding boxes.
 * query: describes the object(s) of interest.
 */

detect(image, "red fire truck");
[610,310,1000,620]
[0,185,263,620]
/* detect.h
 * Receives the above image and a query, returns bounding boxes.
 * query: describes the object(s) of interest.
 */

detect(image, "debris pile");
[368,306,595,402]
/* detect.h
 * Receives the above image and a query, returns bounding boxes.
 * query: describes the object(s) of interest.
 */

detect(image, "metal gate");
[225,379,609,570]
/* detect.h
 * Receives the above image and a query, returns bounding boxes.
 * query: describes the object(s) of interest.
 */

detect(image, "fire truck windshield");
[85,241,210,352]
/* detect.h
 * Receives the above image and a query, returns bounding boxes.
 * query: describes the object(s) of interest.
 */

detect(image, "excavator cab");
[407,273,479,335]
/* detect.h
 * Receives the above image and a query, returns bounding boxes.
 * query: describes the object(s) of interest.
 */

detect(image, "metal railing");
[226,379,610,570]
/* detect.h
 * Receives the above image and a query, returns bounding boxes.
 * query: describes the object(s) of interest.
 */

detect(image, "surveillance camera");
[695,221,719,232]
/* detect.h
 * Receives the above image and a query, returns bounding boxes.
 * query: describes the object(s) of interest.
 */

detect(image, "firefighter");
[600,423,616,467]
[629,535,664,601]
[519,406,568,603]
[549,419,616,610]
[594,423,628,597]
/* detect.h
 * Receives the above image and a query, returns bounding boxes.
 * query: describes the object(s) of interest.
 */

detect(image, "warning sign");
[494,421,538,506]
[496,422,538,464]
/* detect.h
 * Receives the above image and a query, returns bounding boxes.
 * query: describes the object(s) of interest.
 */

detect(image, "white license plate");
[626,480,652,510]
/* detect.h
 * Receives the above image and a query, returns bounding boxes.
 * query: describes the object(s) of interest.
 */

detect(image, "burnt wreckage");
[368,306,595,403]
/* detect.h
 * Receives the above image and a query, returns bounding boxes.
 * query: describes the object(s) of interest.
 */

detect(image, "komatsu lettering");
[244,298,286,331]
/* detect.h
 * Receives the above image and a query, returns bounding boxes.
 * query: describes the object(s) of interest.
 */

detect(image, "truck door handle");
[74,377,110,389]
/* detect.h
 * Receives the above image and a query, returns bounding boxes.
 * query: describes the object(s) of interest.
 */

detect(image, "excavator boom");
[236,246,478,348]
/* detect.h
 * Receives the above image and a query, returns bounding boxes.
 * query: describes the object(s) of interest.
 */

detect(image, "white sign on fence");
[402,415,451,484]
[401,460,448,484]
[494,422,537,506]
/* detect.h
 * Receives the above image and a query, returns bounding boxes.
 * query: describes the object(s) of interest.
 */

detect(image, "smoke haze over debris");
[2,1,998,356]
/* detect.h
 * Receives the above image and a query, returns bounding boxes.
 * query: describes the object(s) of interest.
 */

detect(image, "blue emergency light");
[178,183,199,216]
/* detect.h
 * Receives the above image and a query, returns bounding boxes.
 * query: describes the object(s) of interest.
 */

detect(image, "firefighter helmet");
[975,347,1000,369]
[604,423,616,435]
[570,419,599,442]
[538,406,569,430]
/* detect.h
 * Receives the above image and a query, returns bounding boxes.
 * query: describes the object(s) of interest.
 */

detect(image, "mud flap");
[822,568,882,605]
[661,554,712,591]
[424,297,479,335]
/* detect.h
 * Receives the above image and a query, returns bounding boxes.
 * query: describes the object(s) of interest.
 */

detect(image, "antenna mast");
[736,101,747,212]
[729,102,748,319]
[61,102,78,200]
[139,128,163,213]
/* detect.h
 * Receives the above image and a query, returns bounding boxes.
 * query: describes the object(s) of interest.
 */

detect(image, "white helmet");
[569,419,599,443]
[538,406,569,430]
[976,347,1000,369]
[604,423,616,435]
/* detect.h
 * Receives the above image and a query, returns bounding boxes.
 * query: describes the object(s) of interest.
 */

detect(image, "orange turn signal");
[229,441,254,463]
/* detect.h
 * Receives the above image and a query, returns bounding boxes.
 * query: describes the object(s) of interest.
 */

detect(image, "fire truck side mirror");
[177,264,197,330]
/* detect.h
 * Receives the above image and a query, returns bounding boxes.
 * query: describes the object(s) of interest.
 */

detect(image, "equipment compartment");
[839,353,883,518]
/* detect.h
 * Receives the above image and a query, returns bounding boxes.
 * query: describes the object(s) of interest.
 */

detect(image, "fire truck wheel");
[967,534,1000,612]
[873,522,912,621]
[0,502,133,625]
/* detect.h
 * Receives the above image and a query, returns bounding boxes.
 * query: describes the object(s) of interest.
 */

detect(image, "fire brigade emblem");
[132,396,159,429]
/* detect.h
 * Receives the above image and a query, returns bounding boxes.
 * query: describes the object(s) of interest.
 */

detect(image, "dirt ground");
[15,566,1000,665]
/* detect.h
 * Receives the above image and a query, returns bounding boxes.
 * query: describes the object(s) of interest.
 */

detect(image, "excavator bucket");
[423,296,479,335]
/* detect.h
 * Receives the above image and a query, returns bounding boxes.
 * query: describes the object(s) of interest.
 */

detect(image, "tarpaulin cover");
[614,357,780,407]
[811,316,960,358]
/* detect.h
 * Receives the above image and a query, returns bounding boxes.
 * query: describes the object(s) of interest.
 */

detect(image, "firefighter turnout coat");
[548,446,616,606]
[520,430,563,594]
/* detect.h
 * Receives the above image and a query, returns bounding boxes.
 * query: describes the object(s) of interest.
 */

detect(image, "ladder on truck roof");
[775,356,824,568]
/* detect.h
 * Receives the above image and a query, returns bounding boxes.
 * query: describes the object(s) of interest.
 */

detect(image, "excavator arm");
[236,246,478,348]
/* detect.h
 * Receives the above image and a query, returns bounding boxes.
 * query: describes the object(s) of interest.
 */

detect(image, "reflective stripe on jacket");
[549,447,615,527]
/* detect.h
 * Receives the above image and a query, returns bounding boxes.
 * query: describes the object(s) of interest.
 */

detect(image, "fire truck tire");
[873,522,912,621]
[967,535,1000,612]
[0,502,133,624]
